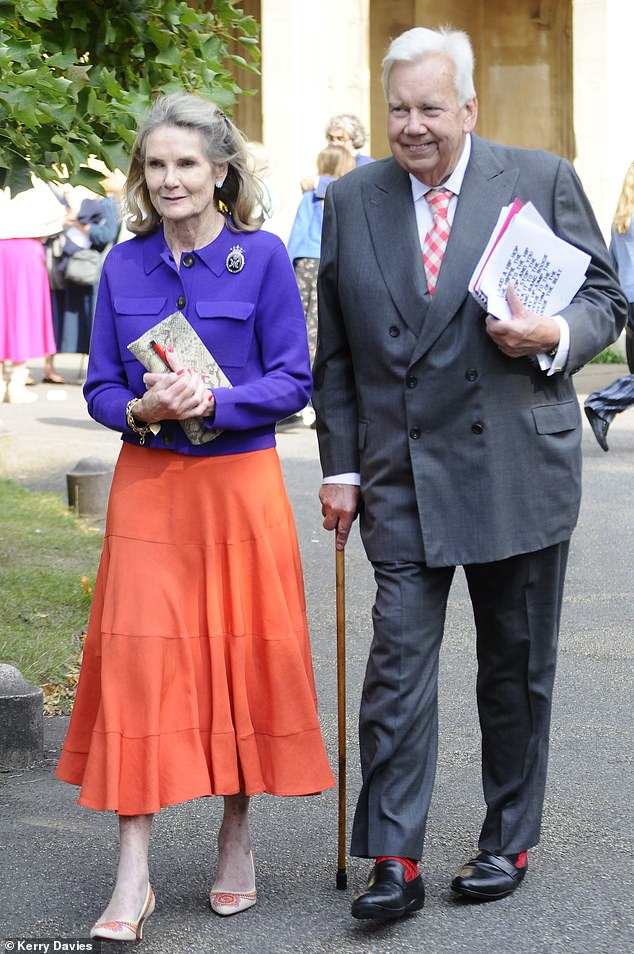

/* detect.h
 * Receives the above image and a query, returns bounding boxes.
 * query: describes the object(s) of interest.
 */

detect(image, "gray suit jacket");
[313,135,627,566]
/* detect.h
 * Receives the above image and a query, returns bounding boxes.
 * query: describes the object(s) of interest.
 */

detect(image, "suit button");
[471,422,484,434]
[182,253,194,268]
[176,296,186,309]
[406,376,418,389]
[409,427,421,440]
[162,433,174,445]
[465,368,478,381]
[389,325,400,337]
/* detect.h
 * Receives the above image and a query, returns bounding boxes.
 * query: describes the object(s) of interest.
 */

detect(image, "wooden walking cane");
[335,544,348,890]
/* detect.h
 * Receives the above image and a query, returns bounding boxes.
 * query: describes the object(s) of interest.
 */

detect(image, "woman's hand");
[132,345,215,424]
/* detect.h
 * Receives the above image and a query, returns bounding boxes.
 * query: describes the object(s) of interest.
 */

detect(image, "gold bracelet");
[125,398,151,445]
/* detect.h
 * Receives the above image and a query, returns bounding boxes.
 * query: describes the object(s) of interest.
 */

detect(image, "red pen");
[150,339,170,369]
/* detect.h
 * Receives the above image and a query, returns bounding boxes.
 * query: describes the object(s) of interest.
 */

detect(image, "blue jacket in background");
[78,195,121,251]
[286,189,328,263]
[609,220,634,303]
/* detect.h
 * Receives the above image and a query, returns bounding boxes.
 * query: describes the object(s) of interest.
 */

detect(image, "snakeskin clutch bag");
[127,310,231,445]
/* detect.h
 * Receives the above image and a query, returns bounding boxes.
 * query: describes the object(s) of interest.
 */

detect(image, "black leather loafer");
[584,405,610,451]
[351,859,425,920]
[451,850,527,901]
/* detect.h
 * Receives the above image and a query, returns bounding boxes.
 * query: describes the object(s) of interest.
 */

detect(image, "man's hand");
[319,483,360,550]
[485,284,560,358]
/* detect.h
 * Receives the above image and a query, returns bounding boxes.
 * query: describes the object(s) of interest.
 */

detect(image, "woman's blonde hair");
[125,92,264,236]
[316,145,356,179]
[613,162,634,234]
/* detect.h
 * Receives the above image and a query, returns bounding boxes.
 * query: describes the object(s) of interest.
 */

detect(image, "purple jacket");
[84,223,311,456]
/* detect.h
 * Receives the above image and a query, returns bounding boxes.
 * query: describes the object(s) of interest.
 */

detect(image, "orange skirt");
[56,444,334,813]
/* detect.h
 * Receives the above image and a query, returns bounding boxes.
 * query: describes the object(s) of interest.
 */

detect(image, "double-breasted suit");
[314,134,626,859]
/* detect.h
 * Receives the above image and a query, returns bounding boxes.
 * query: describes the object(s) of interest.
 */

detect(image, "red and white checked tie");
[423,188,452,296]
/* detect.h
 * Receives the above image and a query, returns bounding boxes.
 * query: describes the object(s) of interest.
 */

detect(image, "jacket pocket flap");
[196,300,254,321]
[114,297,167,315]
[532,401,579,434]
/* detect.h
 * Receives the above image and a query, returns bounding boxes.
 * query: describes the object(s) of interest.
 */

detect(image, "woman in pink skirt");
[0,183,65,401]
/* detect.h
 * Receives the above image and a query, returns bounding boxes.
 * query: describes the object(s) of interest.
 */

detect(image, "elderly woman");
[300,113,373,196]
[324,113,373,166]
[56,92,334,942]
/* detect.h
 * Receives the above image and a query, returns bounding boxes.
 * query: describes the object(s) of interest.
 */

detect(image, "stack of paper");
[469,200,591,321]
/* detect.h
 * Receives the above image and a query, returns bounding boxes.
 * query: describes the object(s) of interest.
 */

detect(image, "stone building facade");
[228,1,632,244]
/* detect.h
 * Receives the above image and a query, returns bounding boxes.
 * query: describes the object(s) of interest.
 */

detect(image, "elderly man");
[313,25,626,920]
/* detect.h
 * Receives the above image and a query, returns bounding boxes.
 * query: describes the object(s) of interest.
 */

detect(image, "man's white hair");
[382,26,476,105]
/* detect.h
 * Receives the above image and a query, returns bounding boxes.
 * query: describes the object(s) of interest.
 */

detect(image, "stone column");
[260,0,371,240]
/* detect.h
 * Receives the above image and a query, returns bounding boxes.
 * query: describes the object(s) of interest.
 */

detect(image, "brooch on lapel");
[225,245,245,274]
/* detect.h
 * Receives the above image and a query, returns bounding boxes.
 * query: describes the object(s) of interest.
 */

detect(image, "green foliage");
[589,346,627,364]
[0,479,103,694]
[0,0,260,193]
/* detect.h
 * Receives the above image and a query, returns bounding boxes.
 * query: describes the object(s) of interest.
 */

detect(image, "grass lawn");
[0,479,103,713]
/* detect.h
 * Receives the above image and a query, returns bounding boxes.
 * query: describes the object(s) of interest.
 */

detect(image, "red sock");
[513,851,527,869]
[376,855,419,881]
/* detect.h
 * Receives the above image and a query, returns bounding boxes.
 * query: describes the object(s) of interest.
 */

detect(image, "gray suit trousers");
[350,541,569,860]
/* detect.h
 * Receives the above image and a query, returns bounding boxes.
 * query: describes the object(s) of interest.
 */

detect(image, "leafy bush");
[0,0,259,192]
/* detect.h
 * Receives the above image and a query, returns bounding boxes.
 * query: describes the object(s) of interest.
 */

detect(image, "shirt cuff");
[322,472,361,486]
[536,316,570,375]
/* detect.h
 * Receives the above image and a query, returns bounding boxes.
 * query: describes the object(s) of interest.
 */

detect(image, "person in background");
[288,144,356,365]
[325,114,374,166]
[283,144,356,429]
[313,25,626,922]
[584,161,634,450]
[300,113,373,196]
[55,91,334,944]
[0,181,65,401]
[52,169,124,365]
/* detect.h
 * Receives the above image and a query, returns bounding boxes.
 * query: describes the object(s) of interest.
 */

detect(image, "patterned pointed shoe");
[90,883,155,942]
[209,851,257,916]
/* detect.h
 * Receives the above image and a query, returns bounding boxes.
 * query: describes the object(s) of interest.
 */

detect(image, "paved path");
[1,357,632,953]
